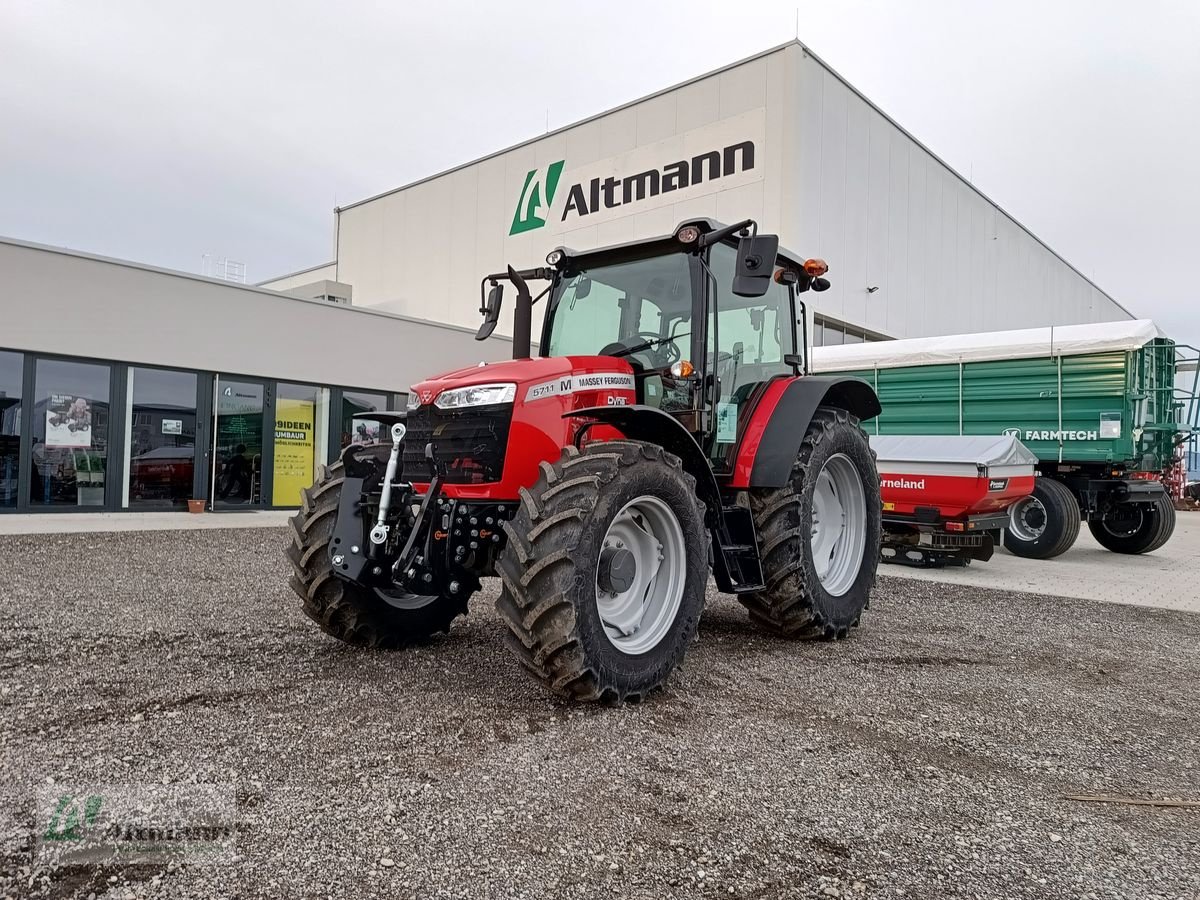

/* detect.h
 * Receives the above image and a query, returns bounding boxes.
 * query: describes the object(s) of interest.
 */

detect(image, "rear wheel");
[1088,493,1176,554]
[495,441,708,702]
[1004,476,1080,560]
[742,407,881,639]
[286,461,468,648]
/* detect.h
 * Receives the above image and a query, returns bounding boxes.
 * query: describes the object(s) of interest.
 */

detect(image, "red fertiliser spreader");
[871,435,1038,566]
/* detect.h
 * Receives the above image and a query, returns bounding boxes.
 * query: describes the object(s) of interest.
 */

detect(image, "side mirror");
[476,282,503,341]
[732,233,779,297]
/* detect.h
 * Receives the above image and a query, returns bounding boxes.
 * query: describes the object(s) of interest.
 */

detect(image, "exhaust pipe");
[508,265,533,359]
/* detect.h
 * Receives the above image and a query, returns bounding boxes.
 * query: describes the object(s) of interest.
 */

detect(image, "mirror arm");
[698,218,756,249]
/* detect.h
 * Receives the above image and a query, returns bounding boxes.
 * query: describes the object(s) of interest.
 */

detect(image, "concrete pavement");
[0,509,295,535]
[888,511,1200,614]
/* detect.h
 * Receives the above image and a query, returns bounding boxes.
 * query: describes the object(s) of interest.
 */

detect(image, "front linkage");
[327,422,513,602]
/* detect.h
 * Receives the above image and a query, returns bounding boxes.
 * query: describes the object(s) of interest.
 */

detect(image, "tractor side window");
[706,243,795,459]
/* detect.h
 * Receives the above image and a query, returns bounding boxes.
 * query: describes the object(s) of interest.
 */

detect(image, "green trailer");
[813,320,1199,558]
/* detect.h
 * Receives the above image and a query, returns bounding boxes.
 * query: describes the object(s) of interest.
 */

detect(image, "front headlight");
[433,382,516,409]
[406,392,420,410]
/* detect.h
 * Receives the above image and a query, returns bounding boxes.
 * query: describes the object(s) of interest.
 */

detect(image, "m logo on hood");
[510,160,566,236]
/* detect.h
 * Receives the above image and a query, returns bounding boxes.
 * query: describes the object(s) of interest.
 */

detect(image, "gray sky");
[3,0,1198,341]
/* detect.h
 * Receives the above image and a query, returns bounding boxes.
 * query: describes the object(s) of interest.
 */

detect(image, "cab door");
[703,243,797,470]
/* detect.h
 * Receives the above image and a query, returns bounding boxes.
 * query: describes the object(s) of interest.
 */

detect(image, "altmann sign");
[508,108,766,237]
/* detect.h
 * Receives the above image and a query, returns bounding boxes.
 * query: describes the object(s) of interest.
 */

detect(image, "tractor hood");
[408,356,636,406]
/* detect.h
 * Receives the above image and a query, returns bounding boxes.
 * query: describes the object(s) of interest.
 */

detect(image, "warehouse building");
[261,40,1133,345]
[0,238,512,515]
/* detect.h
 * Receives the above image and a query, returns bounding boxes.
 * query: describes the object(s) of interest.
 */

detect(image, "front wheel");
[286,461,469,648]
[1004,477,1080,560]
[495,441,708,702]
[742,406,882,639]
[1088,493,1176,554]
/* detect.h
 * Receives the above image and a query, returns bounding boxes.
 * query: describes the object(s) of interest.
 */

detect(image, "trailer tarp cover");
[870,434,1039,469]
[813,319,1163,373]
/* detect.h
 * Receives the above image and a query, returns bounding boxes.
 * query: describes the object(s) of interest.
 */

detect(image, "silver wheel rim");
[810,453,867,597]
[375,589,439,611]
[595,495,687,656]
[1009,497,1047,542]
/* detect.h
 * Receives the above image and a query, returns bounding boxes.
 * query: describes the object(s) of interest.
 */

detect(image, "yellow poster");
[272,399,315,506]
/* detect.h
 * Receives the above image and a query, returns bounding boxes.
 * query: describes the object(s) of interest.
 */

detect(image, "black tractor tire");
[742,406,881,639]
[495,441,708,703]
[1088,493,1176,555]
[1004,476,1081,560]
[286,461,468,648]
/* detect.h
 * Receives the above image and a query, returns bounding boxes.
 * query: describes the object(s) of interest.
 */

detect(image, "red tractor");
[287,219,882,701]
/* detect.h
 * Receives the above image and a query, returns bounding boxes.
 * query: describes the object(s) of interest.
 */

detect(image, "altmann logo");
[510,160,566,236]
[557,140,755,223]
[881,476,926,490]
[507,131,758,235]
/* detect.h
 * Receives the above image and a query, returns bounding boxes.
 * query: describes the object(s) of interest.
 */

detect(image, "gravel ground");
[2,528,1198,900]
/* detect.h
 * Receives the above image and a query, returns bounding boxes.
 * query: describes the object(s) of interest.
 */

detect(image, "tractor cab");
[479,219,833,478]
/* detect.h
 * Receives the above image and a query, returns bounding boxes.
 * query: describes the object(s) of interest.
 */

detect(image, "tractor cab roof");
[549,218,807,276]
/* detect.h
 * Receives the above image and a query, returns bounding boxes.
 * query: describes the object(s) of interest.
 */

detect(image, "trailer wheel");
[286,461,468,648]
[495,441,708,702]
[1004,476,1080,559]
[1088,493,1176,554]
[742,406,881,639]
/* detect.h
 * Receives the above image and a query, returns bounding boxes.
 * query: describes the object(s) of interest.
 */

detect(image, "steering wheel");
[627,331,682,366]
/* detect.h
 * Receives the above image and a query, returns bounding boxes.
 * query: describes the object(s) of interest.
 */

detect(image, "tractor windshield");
[545,251,693,363]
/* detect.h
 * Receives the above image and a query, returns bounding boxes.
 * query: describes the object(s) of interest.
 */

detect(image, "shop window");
[272,383,329,507]
[125,367,197,509]
[0,351,22,509]
[29,358,111,508]
[341,390,389,448]
[214,379,265,508]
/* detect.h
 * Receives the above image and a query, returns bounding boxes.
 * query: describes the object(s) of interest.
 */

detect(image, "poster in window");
[272,399,315,506]
[161,418,183,435]
[45,394,92,448]
[350,418,381,445]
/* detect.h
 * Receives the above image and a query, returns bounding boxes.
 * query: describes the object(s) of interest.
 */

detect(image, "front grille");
[403,402,512,484]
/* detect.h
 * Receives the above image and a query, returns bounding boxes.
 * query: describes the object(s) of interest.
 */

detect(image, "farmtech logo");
[1004,427,1100,441]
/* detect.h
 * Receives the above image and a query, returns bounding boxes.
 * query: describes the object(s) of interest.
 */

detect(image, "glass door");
[212,378,268,509]
[125,367,199,509]
[29,357,114,509]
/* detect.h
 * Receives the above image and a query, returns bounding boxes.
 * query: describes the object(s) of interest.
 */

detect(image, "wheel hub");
[809,453,867,597]
[595,495,687,656]
[1009,496,1047,541]
[598,546,637,594]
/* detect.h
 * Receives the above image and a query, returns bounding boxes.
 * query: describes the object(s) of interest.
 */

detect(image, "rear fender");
[563,405,722,528]
[730,376,881,488]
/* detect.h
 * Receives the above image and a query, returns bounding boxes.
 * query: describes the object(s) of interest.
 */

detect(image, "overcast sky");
[3,0,1198,340]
